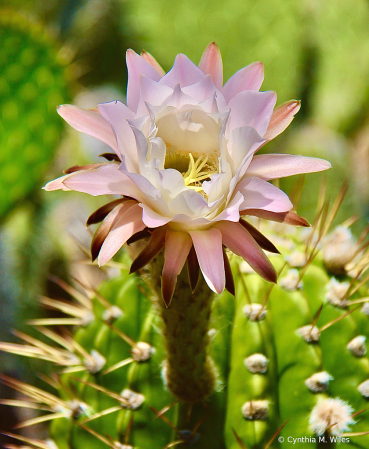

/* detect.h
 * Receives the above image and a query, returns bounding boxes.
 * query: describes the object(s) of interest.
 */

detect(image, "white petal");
[157,169,187,200]
[167,190,211,218]
[229,126,266,168]
[213,191,244,222]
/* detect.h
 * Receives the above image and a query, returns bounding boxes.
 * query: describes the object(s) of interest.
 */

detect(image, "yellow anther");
[183,153,218,191]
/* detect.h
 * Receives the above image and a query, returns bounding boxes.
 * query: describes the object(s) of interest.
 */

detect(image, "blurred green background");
[1,0,369,444]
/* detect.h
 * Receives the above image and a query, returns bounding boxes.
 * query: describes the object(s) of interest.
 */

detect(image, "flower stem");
[150,255,217,403]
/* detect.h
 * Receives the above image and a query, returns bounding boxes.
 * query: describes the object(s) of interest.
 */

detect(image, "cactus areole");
[45,43,331,402]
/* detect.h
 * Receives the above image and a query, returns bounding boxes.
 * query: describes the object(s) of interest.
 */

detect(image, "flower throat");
[164,148,218,195]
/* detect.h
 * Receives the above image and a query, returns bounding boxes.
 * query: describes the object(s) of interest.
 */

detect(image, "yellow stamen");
[183,153,218,191]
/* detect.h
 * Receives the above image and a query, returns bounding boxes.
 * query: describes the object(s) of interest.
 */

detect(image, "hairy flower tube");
[45,43,331,305]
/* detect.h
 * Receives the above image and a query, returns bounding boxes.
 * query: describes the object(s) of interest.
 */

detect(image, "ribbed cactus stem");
[150,254,217,403]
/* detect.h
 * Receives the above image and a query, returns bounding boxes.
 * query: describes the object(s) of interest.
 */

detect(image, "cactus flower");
[45,43,331,304]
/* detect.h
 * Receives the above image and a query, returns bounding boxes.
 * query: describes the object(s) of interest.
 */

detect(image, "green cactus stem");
[149,253,217,404]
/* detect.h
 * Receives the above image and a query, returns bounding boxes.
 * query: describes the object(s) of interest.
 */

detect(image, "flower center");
[154,107,221,196]
[164,146,218,195]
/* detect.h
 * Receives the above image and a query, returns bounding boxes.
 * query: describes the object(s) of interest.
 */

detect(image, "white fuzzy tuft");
[298,325,320,343]
[347,335,367,357]
[309,398,354,436]
[241,400,269,421]
[305,371,333,393]
[243,303,267,321]
[244,353,269,373]
[325,278,350,308]
[280,269,302,291]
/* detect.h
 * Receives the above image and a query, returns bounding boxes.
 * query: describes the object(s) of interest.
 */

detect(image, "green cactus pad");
[0,10,71,218]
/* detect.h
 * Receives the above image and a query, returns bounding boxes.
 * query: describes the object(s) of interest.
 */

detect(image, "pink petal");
[189,228,225,294]
[164,84,198,109]
[198,42,223,89]
[62,164,143,199]
[126,49,162,112]
[136,76,173,116]
[140,204,172,228]
[246,154,332,181]
[215,221,277,283]
[57,105,119,155]
[140,50,166,77]
[159,54,205,88]
[130,227,167,274]
[236,177,293,212]
[222,62,264,103]
[264,100,301,140]
[213,191,244,222]
[242,209,310,227]
[182,75,219,103]
[91,201,136,261]
[64,163,107,174]
[187,246,200,292]
[98,204,146,266]
[87,198,128,226]
[162,230,192,306]
[97,101,137,172]
[223,247,235,296]
[198,92,219,114]
[43,174,71,192]
[228,91,277,135]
